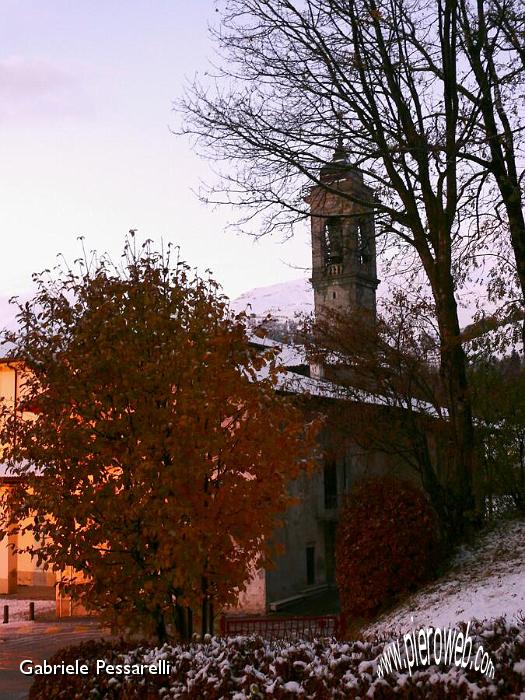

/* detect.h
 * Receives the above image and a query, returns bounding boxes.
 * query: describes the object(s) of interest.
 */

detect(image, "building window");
[324,460,337,509]
[306,545,315,586]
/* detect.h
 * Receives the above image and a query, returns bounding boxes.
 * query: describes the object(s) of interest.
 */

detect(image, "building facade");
[0,361,55,594]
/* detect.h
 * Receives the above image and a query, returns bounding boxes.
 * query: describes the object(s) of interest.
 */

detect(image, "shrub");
[28,619,525,699]
[336,476,442,622]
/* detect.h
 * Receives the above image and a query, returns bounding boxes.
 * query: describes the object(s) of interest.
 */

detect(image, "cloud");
[0,55,73,98]
[0,55,89,122]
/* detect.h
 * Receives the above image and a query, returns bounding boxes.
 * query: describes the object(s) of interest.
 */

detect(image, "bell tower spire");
[305,142,379,318]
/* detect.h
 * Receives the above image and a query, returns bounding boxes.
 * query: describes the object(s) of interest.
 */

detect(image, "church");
[235,146,395,613]
[0,146,389,615]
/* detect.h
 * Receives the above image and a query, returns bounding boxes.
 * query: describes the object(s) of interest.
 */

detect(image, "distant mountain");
[231,278,313,321]
[231,277,499,333]
[0,278,504,350]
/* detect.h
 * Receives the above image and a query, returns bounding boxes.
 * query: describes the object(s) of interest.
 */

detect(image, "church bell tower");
[306,141,379,318]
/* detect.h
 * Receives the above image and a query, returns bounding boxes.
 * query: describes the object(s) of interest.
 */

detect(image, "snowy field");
[365,518,525,637]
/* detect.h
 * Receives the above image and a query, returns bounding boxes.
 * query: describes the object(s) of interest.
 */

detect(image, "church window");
[356,220,370,265]
[306,545,315,585]
[323,217,343,264]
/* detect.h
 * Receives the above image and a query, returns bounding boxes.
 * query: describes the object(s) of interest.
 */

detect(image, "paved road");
[0,620,111,700]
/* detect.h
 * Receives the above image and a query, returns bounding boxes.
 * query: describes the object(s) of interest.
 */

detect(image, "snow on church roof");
[248,332,441,416]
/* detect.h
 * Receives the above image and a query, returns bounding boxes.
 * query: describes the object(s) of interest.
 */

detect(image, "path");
[0,619,111,700]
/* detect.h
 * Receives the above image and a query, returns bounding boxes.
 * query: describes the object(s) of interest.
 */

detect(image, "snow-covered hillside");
[231,278,313,320]
[365,518,525,637]
[231,277,490,330]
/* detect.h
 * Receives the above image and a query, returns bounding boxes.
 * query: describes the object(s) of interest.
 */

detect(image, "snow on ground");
[0,597,55,622]
[365,518,525,637]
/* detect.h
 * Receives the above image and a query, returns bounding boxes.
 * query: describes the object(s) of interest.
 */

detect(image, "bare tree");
[178,0,510,530]
[460,0,525,320]
[301,294,463,536]
[407,0,525,339]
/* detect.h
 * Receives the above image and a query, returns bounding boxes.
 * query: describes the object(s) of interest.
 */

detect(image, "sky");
[0,1,311,311]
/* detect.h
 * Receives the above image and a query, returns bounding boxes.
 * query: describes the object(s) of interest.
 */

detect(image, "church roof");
[248,332,441,417]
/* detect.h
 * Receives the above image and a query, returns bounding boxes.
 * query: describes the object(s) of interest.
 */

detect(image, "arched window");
[356,220,370,265]
[323,217,343,264]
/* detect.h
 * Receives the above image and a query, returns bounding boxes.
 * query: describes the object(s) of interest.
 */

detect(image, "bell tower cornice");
[307,142,379,319]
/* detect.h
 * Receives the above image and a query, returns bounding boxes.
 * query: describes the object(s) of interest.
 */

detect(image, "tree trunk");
[155,606,168,645]
[435,281,477,535]
[500,193,525,350]
[175,604,188,643]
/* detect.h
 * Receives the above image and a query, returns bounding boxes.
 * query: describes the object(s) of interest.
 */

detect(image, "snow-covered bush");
[29,618,525,699]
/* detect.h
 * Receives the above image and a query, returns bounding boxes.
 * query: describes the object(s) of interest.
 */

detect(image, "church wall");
[265,468,325,603]
[262,424,382,605]
[263,422,420,608]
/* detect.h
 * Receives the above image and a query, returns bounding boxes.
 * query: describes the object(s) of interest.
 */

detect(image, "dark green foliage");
[470,353,525,517]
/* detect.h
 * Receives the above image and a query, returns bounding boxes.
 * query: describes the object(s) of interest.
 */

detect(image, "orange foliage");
[0,237,319,640]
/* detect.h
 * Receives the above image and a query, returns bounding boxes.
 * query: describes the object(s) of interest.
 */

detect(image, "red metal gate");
[219,613,341,640]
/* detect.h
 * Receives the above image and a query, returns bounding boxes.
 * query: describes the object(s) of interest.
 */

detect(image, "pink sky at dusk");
[0,1,312,315]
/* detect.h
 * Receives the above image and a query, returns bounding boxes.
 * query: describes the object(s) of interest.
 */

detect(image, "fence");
[219,613,341,640]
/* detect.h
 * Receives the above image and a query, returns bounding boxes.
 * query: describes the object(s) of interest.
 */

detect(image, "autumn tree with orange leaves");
[0,237,318,642]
